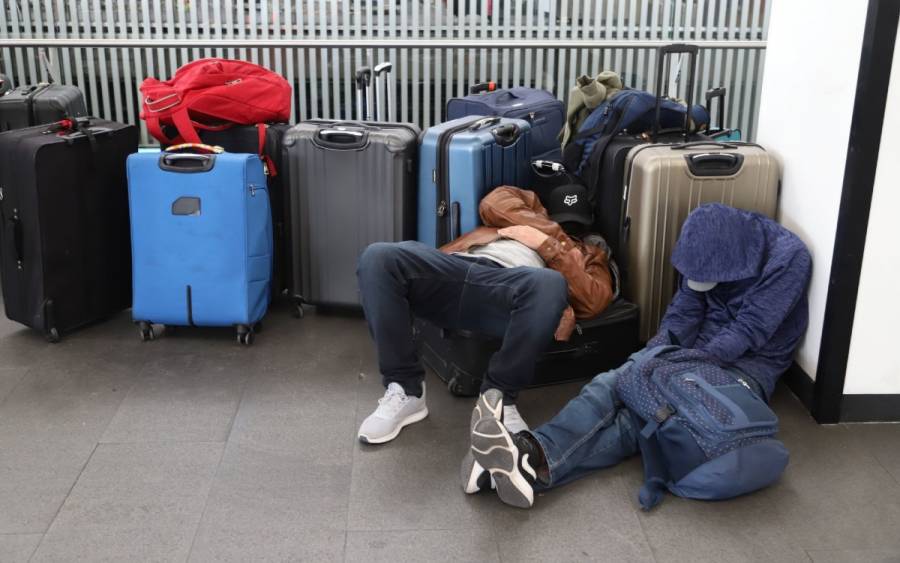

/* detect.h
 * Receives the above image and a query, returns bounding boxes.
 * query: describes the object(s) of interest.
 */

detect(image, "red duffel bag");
[140,58,292,145]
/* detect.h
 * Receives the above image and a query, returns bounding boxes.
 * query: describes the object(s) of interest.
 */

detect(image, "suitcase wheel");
[236,324,256,346]
[447,375,479,398]
[137,321,155,342]
[292,296,305,319]
[45,327,60,344]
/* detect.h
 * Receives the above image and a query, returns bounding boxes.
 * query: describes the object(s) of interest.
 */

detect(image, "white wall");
[844,27,900,396]
[755,0,869,379]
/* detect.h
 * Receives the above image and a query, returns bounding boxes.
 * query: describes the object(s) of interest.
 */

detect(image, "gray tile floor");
[1,303,899,563]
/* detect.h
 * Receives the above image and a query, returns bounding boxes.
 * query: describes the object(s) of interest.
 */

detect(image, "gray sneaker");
[471,415,538,508]
[358,382,428,444]
[461,389,503,494]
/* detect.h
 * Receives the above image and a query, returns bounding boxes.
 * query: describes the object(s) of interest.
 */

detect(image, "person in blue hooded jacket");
[464,203,812,508]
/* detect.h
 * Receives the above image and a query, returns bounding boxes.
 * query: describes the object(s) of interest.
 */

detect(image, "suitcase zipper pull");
[249,184,258,197]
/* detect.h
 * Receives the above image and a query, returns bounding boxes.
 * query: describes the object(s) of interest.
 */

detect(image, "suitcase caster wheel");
[236,325,254,346]
[46,327,60,344]
[292,303,304,319]
[138,322,155,342]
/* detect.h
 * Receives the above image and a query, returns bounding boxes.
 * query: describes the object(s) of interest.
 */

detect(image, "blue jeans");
[530,349,651,488]
[357,241,569,403]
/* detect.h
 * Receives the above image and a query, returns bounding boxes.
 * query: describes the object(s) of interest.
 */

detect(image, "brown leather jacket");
[440,186,614,341]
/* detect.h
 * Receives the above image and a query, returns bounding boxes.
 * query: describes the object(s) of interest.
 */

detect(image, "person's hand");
[497,225,550,250]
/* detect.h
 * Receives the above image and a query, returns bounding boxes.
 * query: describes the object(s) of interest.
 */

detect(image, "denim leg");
[530,353,647,488]
[455,267,569,404]
[357,241,475,397]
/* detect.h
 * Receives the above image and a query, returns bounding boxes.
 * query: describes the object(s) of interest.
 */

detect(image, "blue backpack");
[561,89,710,176]
[615,345,789,510]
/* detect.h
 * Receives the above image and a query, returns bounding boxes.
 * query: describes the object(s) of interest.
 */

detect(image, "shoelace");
[375,386,409,418]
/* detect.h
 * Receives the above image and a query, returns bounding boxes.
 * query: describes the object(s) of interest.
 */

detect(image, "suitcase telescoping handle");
[468,116,501,130]
[652,43,699,141]
[159,143,223,173]
[705,87,727,131]
[469,81,498,94]
[491,123,521,147]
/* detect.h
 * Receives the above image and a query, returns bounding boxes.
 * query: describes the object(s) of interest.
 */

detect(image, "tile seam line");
[29,441,100,562]
[184,366,252,561]
[343,355,365,563]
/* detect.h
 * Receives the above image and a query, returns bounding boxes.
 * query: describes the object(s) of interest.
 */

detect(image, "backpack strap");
[630,410,673,511]
[170,107,203,144]
[256,123,277,177]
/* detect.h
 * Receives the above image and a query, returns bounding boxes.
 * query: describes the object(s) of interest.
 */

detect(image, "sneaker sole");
[358,407,429,445]
[462,389,504,494]
[460,451,492,494]
[471,417,534,508]
[471,388,504,431]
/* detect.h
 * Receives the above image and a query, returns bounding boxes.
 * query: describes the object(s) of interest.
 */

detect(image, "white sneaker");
[502,405,529,434]
[358,382,428,444]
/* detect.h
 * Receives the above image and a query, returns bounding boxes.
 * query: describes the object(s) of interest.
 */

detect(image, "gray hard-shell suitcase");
[621,141,779,340]
[283,120,419,313]
[0,83,86,132]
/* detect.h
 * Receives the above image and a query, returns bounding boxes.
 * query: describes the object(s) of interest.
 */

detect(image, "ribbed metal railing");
[1,1,770,145]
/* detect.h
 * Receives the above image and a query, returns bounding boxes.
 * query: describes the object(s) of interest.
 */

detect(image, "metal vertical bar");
[330,0,340,119]
[479,0,488,83]
[732,0,750,134]
[434,0,442,120]
[743,0,761,139]
[103,0,122,122]
[135,0,151,143]
[79,1,100,115]
[8,0,27,86]
[423,0,432,128]
[512,0,521,86]
[37,0,53,83]
[524,0,534,87]
[490,0,499,83]
[457,0,466,97]
[0,0,11,81]
[116,0,135,127]
[297,0,308,120]
[284,0,296,122]
[200,0,211,59]
[615,0,625,84]
[261,0,271,69]
[412,0,420,125]
[553,0,568,97]
[163,0,176,71]
[566,0,579,91]
[306,0,317,118]
[20,0,39,82]
[224,0,235,61]
[723,0,738,128]
[90,0,112,120]
[343,0,353,120]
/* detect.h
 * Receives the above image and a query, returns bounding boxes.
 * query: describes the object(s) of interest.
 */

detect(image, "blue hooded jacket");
[648,204,812,400]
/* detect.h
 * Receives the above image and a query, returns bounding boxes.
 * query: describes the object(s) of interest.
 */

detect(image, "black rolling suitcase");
[163,123,292,298]
[414,299,640,396]
[0,118,137,341]
[282,120,419,315]
[0,83,87,132]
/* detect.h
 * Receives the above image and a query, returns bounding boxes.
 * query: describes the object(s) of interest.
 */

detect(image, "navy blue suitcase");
[446,87,564,161]
[417,116,533,248]
[127,148,273,345]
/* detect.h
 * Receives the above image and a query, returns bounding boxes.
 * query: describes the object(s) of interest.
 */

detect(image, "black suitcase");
[163,123,293,299]
[283,120,419,315]
[0,118,137,341]
[0,83,87,132]
[413,299,641,396]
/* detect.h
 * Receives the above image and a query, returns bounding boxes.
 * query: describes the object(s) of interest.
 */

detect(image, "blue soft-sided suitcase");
[446,87,564,161]
[417,115,532,247]
[127,150,273,344]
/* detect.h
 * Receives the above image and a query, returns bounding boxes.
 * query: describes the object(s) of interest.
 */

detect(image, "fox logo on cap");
[564,194,578,206]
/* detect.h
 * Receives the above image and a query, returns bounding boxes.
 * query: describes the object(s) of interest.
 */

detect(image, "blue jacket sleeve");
[648,278,707,348]
[701,246,812,364]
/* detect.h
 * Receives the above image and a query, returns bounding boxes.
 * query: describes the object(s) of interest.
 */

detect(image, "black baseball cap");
[544,184,593,227]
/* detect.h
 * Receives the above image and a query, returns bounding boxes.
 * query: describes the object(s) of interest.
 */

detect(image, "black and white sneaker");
[471,416,539,508]
[461,389,503,494]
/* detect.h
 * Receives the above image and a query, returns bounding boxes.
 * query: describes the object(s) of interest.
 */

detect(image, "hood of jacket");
[671,203,766,283]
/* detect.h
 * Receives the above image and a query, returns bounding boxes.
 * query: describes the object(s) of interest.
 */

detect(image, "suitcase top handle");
[314,127,369,150]
[684,152,745,177]
[374,62,393,75]
[159,152,218,173]
[652,43,699,141]
[468,116,501,131]
[355,67,372,88]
